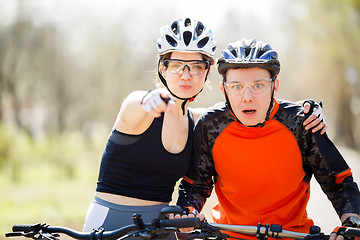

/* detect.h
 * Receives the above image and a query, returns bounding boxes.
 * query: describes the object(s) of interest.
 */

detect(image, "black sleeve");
[305,131,360,216]
[176,119,217,212]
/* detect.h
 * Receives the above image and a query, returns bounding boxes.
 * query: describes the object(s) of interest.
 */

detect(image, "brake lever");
[137,226,178,240]
[5,232,24,238]
[187,230,230,240]
[186,230,208,240]
[303,233,327,240]
[188,222,230,240]
[40,233,60,240]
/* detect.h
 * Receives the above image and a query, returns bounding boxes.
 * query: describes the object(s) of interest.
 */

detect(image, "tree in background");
[0,3,70,137]
[288,0,360,150]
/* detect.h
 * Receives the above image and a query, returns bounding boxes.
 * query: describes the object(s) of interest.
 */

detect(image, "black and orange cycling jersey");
[177,99,360,238]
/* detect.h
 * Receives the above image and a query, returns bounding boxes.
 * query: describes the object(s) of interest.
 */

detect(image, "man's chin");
[238,117,264,127]
[240,120,257,127]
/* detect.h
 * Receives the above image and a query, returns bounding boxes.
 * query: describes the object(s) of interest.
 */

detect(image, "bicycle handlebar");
[5,205,360,240]
[6,218,203,240]
[7,221,360,240]
[9,221,360,240]
[12,218,202,233]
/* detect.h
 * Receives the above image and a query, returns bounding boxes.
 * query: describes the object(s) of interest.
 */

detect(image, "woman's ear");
[159,64,165,75]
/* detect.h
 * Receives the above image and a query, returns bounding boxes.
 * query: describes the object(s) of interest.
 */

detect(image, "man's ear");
[274,78,280,94]
[219,81,225,96]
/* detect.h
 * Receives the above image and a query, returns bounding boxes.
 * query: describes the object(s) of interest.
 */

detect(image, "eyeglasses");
[223,78,274,95]
[163,59,210,75]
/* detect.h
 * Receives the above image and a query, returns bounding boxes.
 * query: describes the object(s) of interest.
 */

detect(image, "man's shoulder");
[275,99,308,133]
[195,102,233,128]
[198,102,228,120]
[277,99,305,118]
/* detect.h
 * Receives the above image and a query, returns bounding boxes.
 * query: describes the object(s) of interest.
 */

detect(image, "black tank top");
[96,111,194,202]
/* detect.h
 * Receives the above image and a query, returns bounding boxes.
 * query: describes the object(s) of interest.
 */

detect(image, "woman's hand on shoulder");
[302,100,327,135]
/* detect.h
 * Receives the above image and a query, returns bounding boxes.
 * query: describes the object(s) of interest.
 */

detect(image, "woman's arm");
[114,88,175,134]
[113,90,153,134]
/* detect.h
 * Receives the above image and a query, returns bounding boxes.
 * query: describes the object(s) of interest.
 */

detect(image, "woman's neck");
[167,98,189,119]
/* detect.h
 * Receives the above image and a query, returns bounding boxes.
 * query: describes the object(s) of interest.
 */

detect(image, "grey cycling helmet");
[157,18,217,58]
[218,39,280,77]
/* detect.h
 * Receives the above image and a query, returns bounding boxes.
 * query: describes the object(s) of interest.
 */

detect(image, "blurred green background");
[1,0,360,238]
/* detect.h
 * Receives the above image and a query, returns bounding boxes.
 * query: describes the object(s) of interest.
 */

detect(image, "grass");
[0,129,104,239]
[1,163,99,236]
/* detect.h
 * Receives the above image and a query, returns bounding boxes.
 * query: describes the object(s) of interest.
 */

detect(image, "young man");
[177,39,360,240]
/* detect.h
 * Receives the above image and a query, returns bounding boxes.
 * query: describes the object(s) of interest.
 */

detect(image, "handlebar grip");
[12,223,42,233]
[159,218,201,229]
[345,227,360,238]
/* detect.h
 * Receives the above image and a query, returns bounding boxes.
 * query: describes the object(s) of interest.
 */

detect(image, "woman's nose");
[180,66,192,79]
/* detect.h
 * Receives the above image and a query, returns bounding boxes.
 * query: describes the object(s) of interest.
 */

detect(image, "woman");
[83,17,217,232]
[83,18,326,232]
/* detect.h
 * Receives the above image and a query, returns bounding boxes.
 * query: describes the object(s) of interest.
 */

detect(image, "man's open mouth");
[243,109,256,114]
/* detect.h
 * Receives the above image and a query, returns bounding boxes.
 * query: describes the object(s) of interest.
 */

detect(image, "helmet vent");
[184,18,191,27]
[166,35,178,47]
[171,21,179,35]
[197,37,209,48]
[230,49,237,57]
[257,49,266,58]
[195,22,204,36]
[244,48,251,58]
[183,31,192,46]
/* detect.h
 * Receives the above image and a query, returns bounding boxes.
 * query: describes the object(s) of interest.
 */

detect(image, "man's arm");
[305,132,360,218]
[177,118,217,213]
[303,129,360,240]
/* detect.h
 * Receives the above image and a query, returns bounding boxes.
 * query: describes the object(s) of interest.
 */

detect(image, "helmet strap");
[157,59,209,115]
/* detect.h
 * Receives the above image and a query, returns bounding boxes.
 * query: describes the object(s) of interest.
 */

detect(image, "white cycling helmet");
[157,18,217,58]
